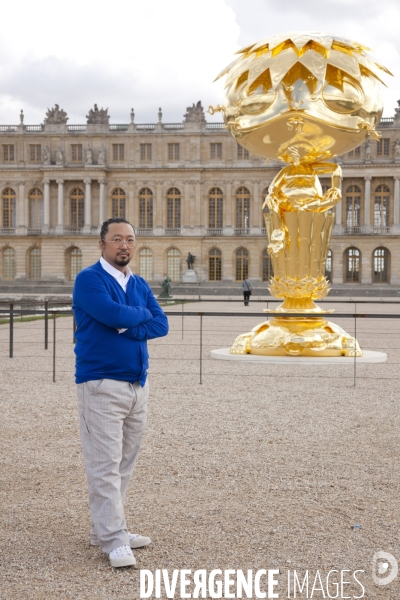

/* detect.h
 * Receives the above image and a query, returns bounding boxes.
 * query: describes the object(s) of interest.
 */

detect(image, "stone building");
[1,101,400,287]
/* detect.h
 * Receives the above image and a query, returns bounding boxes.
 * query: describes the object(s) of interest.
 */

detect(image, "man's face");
[99,223,136,272]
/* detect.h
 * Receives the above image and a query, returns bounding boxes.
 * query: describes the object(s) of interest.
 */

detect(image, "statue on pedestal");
[158,277,172,299]
[44,104,68,124]
[85,146,93,165]
[98,145,106,166]
[211,31,391,357]
[186,252,195,269]
[86,104,109,125]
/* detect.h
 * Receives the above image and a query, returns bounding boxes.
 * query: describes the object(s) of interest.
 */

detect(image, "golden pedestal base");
[230,315,362,358]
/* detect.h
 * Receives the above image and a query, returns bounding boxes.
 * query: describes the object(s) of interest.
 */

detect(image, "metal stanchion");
[53,311,56,383]
[44,300,49,350]
[199,313,203,384]
[9,302,13,358]
[354,301,357,387]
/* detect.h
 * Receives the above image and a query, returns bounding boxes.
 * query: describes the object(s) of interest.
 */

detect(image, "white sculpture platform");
[182,269,197,283]
[211,348,387,364]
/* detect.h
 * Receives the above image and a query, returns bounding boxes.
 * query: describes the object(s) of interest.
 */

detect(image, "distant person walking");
[242,277,252,306]
[73,217,169,568]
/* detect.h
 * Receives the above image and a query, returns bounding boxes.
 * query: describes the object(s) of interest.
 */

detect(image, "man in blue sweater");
[73,217,169,568]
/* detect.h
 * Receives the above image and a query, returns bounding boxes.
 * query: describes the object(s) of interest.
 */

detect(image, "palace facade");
[1,101,400,286]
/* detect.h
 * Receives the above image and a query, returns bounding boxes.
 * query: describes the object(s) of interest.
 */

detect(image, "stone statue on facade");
[20,110,24,125]
[130,108,135,123]
[365,140,372,161]
[184,101,206,123]
[158,277,172,299]
[56,148,64,166]
[86,104,109,125]
[42,145,51,165]
[395,139,400,160]
[44,104,69,124]
[98,145,106,165]
[186,252,195,269]
[85,146,93,165]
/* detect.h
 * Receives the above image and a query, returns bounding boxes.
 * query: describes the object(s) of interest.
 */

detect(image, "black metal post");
[354,301,357,387]
[44,300,49,350]
[53,311,56,383]
[9,302,13,358]
[181,301,184,340]
[199,313,203,384]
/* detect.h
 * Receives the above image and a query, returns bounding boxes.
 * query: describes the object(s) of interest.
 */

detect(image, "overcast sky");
[1,0,398,124]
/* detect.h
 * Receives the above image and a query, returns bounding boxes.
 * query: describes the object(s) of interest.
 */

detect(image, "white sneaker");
[128,533,152,548]
[109,545,136,568]
[91,532,151,549]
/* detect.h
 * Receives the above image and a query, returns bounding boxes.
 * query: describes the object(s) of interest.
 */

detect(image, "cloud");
[0,0,240,123]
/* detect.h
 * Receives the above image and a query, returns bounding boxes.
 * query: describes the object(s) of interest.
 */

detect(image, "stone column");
[127,183,135,226]
[83,178,91,233]
[154,182,163,234]
[98,179,106,227]
[224,182,234,234]
[364,176,372,233]
[16,181,26,234]
[393,176,400,233]
[183,182,190,231]
[43,179,50,233]
[251,180,260,233]
[55,179,64,234]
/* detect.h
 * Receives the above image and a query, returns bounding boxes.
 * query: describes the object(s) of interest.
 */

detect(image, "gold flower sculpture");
[211,32,391,357]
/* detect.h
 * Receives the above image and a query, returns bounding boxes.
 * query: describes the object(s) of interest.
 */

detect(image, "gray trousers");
[77,378,149,553]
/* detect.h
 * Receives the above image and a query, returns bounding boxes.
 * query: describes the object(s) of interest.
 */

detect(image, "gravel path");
[1,301,400,599]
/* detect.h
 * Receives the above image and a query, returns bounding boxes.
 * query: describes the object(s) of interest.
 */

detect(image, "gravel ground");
[1,301,400,599]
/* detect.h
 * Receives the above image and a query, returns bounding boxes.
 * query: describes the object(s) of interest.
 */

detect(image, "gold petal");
[328,50,362,80]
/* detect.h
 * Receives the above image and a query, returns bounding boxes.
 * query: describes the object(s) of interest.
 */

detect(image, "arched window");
[344,247,360,283]
[28,247,41,281]
[262,248,274,281]
[139,248,153,280]
[2,188,16,229]
[68,247,82,281]
[235,247,249,281]
[70,188,84,229]
[208,188,223,229]
[325,249,332,282]
[111,188,126,219]
[29,188,44,229]
[345,185,361,229]
[373,247,390,283]
[2,247,15,280]
[139,188,153,229]
[374,184,390,229]
[209,248,222,281]
[167,248,180,281]
[235,187,250,231]
[166,188,181,229]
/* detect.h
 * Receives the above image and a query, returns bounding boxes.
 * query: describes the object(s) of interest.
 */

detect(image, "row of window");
[1,142,250,163]
[2,138,398,164]
[0,246,390,284]
[348,139,396,158]
[1,183,396,231]
[0,186,260,230]
[345,184,390,228]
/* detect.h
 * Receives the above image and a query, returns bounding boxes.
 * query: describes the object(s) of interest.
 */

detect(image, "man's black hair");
[100,218,135,241]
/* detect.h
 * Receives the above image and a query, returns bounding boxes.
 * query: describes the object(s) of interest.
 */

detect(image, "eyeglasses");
[103,238,136,248]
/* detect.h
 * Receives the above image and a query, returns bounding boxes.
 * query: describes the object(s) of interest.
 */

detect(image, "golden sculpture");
[210,32,391,357]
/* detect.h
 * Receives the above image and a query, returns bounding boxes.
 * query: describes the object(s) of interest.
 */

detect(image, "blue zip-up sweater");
[73,261,169,385]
